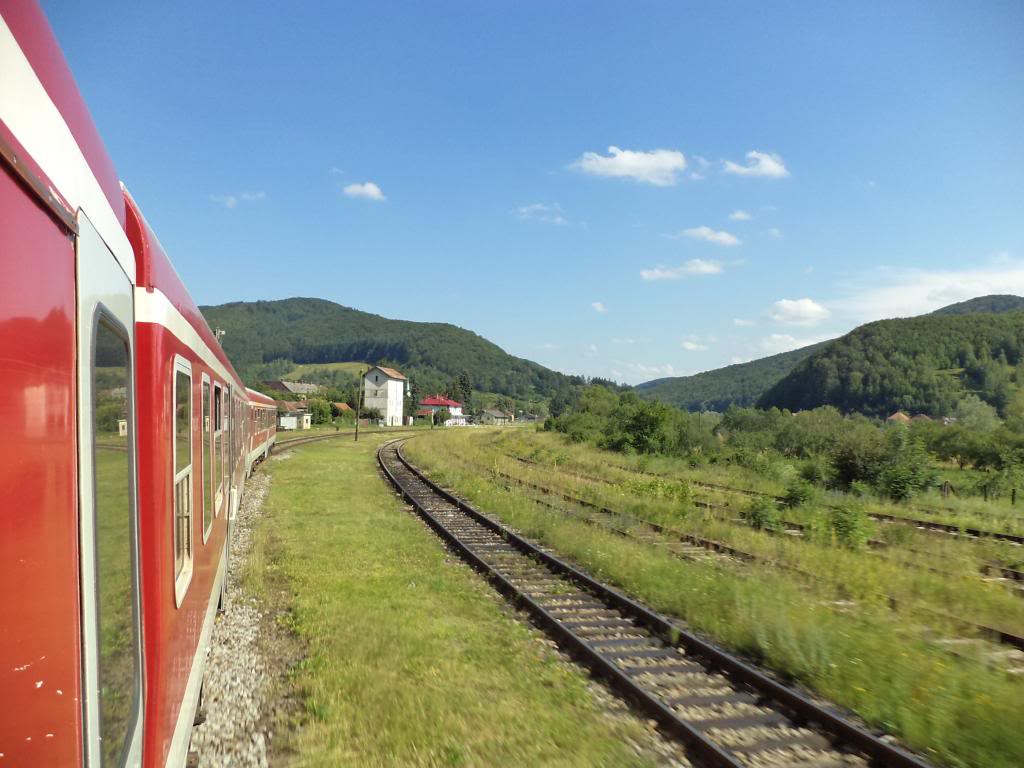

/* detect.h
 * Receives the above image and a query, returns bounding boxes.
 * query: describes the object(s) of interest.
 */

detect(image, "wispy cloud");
[768,298,831,326]
[514,202,566,225]
[343,181,386,201]
[829,256,1024,323]
[760,333,832,354]
[210,191,266,209]
[640,258,723,281]
[724,150,790,179]
[571,146,686,186]
[591,301,608,314]
[584,343,600,358]
[611,361,681,383]
[767,227,782,238]
[669,225,741,247]
[681,340,709,351]
[728,210,752,221]
[733,318,756,327]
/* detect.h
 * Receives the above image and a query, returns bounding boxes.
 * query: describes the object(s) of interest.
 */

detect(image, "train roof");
[246,388,277,407]
[125,189,246,393]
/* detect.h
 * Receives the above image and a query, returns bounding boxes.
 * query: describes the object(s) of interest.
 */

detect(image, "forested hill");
[758,310,1024,417]
[200,297,569,399]
[635,341,830,411]
[930,295,1024,316]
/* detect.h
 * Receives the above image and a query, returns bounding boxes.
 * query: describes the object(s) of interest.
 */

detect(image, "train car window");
[214,384,223,515]
[202,378,212,540]
[173,360,193,605]
[92,320,141,766]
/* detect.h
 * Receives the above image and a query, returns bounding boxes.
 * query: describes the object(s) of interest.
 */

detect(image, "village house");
[479,408,513,426]
[418,394,467,426]
[276,400,312,430]
[362,366,408,427]
[265,380,321,399]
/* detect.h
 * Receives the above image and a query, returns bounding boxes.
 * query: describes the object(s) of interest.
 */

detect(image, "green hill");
[200,297,570,400]
[635,341,830,411]
[758,309,1024,417]
[930,294,1024,316]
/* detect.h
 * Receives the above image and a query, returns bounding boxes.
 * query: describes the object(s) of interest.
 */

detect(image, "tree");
[456,370,473,411]
[954,394,1000,432]
[308,398,331,424]
[434,408,451,426]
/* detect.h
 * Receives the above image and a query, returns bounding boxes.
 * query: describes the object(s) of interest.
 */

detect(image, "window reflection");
[93,321,138,765]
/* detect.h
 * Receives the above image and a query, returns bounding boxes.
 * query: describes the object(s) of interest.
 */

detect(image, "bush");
[828,504,870,549]
[782,479,815,508]
[743,497,782,531]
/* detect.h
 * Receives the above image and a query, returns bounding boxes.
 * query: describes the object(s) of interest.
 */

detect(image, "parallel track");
[378,439,932,768]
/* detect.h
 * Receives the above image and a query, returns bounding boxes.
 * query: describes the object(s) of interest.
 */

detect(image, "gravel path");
[191,471,278,767]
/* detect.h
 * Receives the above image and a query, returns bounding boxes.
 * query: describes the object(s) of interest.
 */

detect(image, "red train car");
[0,3,276,765]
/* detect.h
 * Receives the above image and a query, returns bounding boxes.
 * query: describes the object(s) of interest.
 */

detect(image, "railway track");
[379,439,932,768]
[510,454,1024,586]
[488,464,1024,658]
[507,453,1024,545]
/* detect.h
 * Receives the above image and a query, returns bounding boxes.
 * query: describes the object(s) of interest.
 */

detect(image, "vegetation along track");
[378,439,932,768]
[491,468,1024,658]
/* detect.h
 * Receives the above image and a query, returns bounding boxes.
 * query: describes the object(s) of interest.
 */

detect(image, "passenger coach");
[0,3,276,765]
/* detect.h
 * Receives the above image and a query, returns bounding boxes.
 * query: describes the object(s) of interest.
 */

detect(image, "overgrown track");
[378,439,932,768]
[274,428,418,451]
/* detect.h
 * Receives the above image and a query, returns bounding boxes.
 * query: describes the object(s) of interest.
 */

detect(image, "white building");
[418,395,467,426]
[362,366,408,426]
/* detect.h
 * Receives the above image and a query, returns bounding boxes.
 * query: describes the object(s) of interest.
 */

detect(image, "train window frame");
[202,374,213,544]
[88,309,144,767]
[214,382,224,516]
[172,355,194,607]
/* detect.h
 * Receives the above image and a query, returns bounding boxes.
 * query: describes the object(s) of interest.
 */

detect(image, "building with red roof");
[418,394,467,426]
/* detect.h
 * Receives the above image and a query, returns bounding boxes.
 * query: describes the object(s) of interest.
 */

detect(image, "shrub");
[782,479,815,508]
[743,497,782,531]
[828,504,870,549]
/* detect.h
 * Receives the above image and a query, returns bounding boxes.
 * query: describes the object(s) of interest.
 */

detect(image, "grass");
[405,428,1024,768]
[246,433,658,767]
[283,361,369,380]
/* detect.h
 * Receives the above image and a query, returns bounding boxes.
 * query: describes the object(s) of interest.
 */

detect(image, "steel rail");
[380,439,934,768]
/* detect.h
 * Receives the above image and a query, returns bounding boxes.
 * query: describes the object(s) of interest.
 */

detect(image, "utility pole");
[355,369,364,442]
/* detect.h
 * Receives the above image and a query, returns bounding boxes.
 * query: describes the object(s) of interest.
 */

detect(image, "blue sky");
[45,1,1024,383]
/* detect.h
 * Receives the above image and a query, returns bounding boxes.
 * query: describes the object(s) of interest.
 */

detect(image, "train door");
[75,214,144,765]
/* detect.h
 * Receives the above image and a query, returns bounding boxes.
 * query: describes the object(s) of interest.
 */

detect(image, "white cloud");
[640,258,723,281]
[672,225,741,247]
[514,202,566,225]
[733,318,756,327]
[584,343,599,358]
[612,361,681,383]
[729,210,752,221]
[730,356,751,364]
[689,172,705,181]
[724,150,790,178]
[681,340,708,351]
[760,333,831,354]
[591,301,607,314]
[768,298,831,326]
[210,191,265,209]
[829,257,1024,323]
[767,227,782,238]
[612,337,638,345]
[343,181,386,201]
[571,146,686,186]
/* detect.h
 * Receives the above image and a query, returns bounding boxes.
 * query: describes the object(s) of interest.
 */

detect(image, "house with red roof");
[418,394,467,426]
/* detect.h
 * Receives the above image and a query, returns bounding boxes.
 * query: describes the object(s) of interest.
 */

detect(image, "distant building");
[419,394,467,426]
[276,400,311,430]
[886,411,912,425]
[265,380,321,398]
[362,366,408,426]
[479,408,513,426]
[332,402,353,418]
